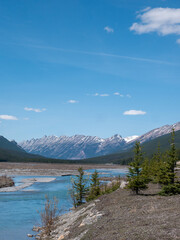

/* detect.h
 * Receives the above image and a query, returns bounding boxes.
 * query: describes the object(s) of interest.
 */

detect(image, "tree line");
[70,129,180,208]
[127,129,180,195]
[70,168,121,208]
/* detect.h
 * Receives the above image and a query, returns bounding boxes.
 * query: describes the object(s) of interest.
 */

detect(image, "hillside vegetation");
[79,130,180,164]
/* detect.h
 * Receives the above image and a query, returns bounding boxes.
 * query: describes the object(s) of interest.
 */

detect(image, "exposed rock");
[38,201,103,240]
[120,180,128,189]
[27,234,33,237]
[32,226,41,232]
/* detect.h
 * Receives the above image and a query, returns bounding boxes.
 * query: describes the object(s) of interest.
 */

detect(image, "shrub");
[40,195,59,237]
[159,183,180,196]
[0,175,14,188]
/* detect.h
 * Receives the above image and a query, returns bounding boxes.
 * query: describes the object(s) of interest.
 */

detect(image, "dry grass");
[38,196,59,239]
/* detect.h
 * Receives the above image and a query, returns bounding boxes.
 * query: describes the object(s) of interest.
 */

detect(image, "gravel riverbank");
[0,177,56,192]
[0,162,127,176]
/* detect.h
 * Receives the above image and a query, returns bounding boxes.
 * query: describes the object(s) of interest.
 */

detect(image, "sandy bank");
[0,177,56,192]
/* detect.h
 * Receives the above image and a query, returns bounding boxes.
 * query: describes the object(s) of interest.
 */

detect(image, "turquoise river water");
[0,168,128,240]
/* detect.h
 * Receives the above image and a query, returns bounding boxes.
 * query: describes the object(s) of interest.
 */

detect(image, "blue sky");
[0,0,180,141]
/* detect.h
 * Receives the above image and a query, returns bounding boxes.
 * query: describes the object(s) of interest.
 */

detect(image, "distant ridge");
[19,134,126,159]
[19,122,180,160]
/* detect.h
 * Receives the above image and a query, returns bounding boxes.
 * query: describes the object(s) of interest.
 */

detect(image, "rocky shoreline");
[34,200,104,240]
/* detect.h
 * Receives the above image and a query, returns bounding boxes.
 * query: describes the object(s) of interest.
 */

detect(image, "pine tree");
[70,167,88,207]
[87,170,100,200]
[127,142,148,194]
[167,128,178,184]
[141,158,152,183]
[150,144,166,184]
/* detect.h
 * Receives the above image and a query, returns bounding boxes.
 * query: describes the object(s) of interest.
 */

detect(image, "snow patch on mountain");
[124,135,139,143]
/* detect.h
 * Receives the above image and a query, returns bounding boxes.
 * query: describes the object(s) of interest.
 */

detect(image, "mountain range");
[19,122,180,160]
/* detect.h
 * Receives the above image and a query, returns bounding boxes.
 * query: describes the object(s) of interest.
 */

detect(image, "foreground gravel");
[40,181,180,240]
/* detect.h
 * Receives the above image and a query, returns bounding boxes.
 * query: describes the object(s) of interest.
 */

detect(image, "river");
[0,168,128,240]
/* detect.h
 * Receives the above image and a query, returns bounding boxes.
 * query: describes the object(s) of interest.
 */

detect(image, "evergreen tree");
[167,128,178,184]
[127,142,148,194]
[141,158,152,183]
[87,170,100,200]
[70,167,88,207]
[155,154,170,185]
[150,144,166,184]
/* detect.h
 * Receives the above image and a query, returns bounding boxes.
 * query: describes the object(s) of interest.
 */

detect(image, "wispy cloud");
[90,92,131,98]
[21,43,174,65]
[67,100,79,104]
[123,110,146,115]
[104,26,114,33]
[0,115,18,120]
[24,107,46,113]
[24,117,29,120]
[130,7,180,43]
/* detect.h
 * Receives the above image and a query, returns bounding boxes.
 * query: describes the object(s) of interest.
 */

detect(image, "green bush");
[159,183,180,196]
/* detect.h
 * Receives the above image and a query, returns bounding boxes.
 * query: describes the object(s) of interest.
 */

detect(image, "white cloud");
[24,107,46,113]
[67,100,79,104]
[126,94,131,98]
[104,26,114,33]
[123,110,146,115]
[130,7,180,38]
[91,93,109,97]
[177,38,180,44]
[0,115,18,120]
[114,92,124,97]
[99,94,109,97]
[24,117,29,120]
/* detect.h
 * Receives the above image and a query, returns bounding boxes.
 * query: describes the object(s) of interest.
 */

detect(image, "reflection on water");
[0,168,127,240]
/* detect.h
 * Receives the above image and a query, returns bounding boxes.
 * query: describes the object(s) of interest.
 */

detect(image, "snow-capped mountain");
[19,134,126,159]
[129,122,180,145]
[19,122,180,160]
